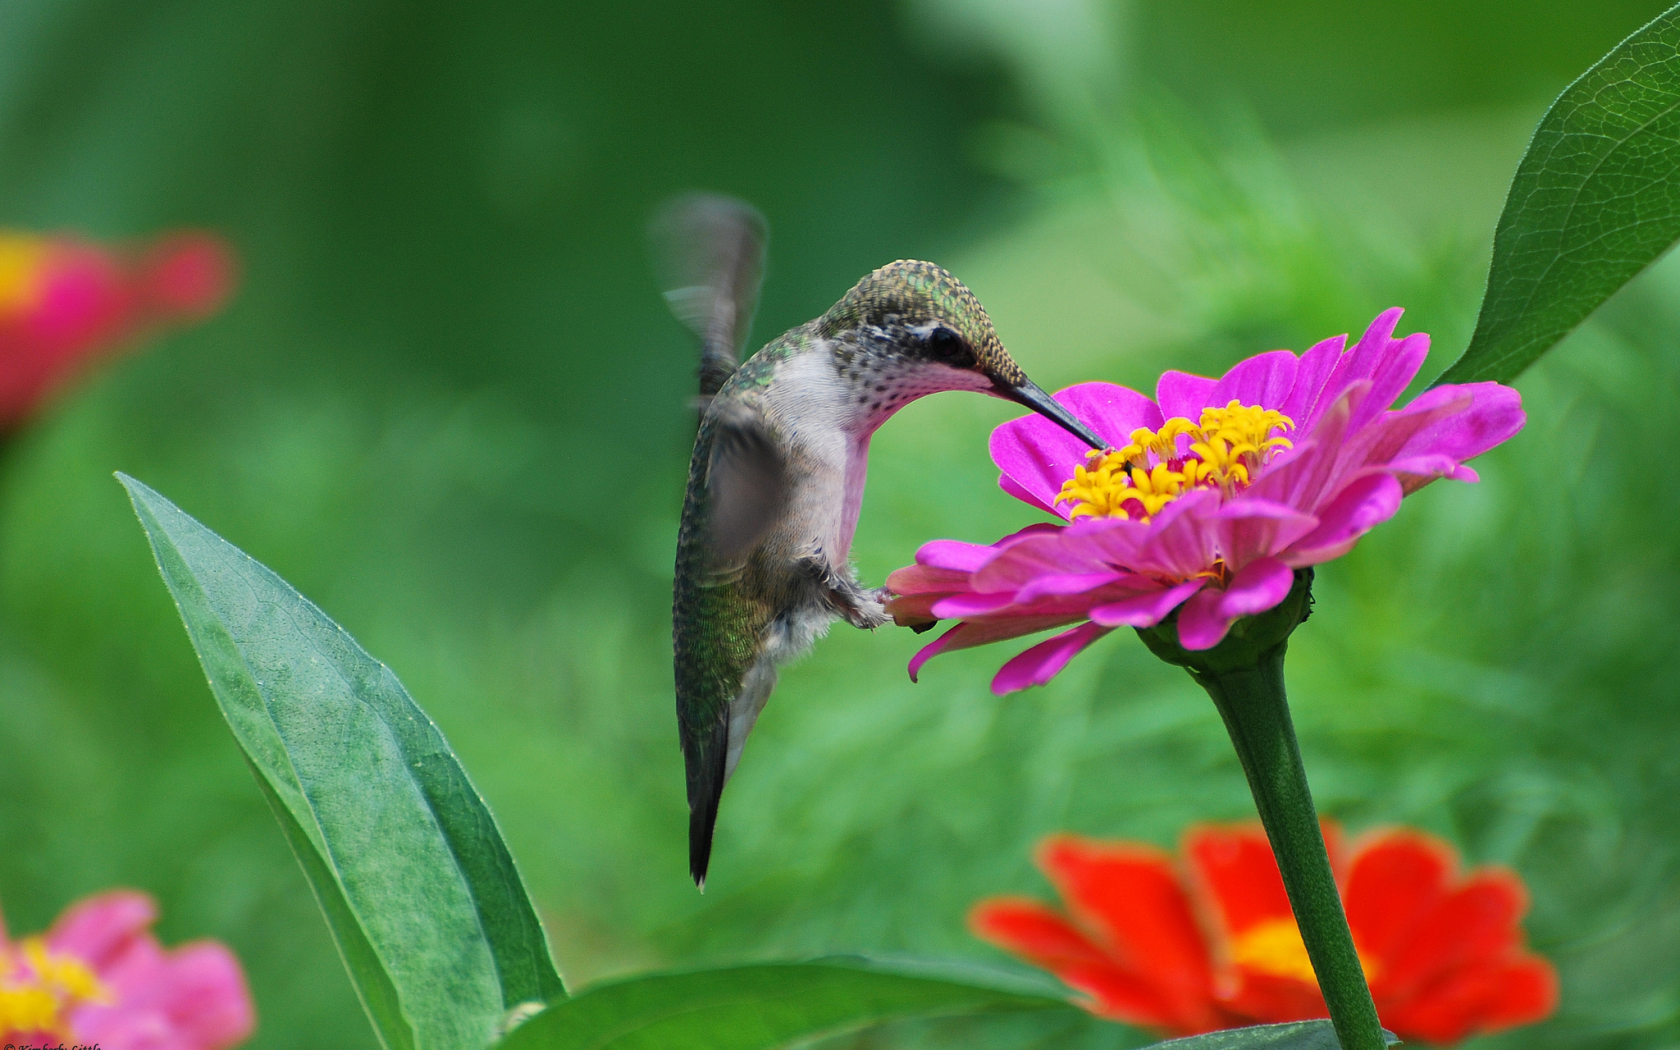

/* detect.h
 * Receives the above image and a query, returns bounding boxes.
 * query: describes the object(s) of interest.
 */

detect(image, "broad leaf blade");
[494,959,1076,1050]
[1150,1021,1400,1049]
[121,474,565,1050]
[1438,2,1680,385]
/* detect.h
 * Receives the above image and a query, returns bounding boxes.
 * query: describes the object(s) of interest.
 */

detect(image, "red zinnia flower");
[0,229,236,427]
[0,888,255,1049]
[971,823,1558,1045]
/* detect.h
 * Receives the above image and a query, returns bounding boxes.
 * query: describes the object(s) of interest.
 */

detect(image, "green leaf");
[1437,2,1680,385]
[1149,1021,1401,1050]
[120,474,565,1050]
[493,958,1077,1050]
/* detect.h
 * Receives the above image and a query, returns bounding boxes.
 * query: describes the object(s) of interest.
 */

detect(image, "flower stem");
[1193,648,1385,1050]
[1136,569,1384,1050]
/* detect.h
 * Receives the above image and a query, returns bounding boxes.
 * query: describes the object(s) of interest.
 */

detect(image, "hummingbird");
[655,194,1105,887]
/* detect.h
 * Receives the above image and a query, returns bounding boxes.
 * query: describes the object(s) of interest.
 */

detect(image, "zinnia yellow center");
[1057,400,1295,521]
[0,235,46,318]
[0,937,111,1038]
[1229,917,1380,984]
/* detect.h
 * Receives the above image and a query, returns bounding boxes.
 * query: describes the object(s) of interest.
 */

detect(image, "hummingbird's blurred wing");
[649,193,768,399]
[704,406,788,570]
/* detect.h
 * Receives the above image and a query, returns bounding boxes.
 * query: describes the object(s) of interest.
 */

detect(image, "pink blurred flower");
[0,889,254,1050]
[888,309,1525,693]
[0,230,236,427]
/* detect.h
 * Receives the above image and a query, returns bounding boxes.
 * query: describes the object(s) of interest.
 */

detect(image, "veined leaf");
[1150,1020,1400,1049]
[493,958,1077,1050]
[1437,2,1680,385]
[120,474,565,1050]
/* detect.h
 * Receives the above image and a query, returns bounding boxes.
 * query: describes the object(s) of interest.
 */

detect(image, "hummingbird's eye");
[926,326,965,361]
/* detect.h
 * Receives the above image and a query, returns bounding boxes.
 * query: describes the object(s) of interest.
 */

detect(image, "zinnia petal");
[1210,350,1299,418]
[991,622,1113,693]
[1176,558,1294,651]
[1089,579,1206,628]
[1037,836,1225,1034]
[991,382,1163,515]
[1157,370,1218,421]
[1279,473,1403,568]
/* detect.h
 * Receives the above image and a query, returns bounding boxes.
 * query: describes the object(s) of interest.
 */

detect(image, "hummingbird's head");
[820,260,1106,448]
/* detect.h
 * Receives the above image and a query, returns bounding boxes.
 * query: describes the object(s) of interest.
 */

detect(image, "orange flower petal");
[1343,829,1455,975]
[970,897,1200,1033]
[1036,835,1222,1032]
[1183,823,1297,937]
[1379,952,1559,1043]
[1378,869,1528,1002]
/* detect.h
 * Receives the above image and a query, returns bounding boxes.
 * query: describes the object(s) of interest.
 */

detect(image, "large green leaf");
[1151,1021,1400,1049]
[120,474,565,1050]
[494,959,1077,1050]
[1437,2,1680,385]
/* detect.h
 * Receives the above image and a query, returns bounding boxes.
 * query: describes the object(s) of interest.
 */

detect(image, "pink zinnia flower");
[888,309,1525,693]
[0,230,236,427]
[0,889,255,1049]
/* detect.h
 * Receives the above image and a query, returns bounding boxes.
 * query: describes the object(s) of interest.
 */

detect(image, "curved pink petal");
[1125,488,1221,580]
[1334,388,1472,479]
[1281,472,1403,567]
[909,616,1086,680]
[1247,382,1364,515]
[1389,454,1477,493]
[932,591,1020,618]
[972,531,1116,593]
[1214,498,1319,574]
[991,382,1162,515]
[991,622,1114,694]
[1280,334,1345,426]
[1176,557,1295,650]
[1210,350,1299,417]
[74,940,256,1050]
[885,563,972,597]
[1317,308,1403,415]
[47,890,157,975]
[1348,331,1430,434]
[999,471,1057,514]
[1392,382,1527,466]
[1089,579,1206,627]
[1157,370,1217,421]
[1015,571,1132,604]
[1174,587,1228,652]
[915,538,1008,573]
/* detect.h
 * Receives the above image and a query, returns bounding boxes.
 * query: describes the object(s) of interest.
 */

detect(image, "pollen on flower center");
[1229,917,1380,984]
[1056,400,1294,521]
[0,936,112,1038]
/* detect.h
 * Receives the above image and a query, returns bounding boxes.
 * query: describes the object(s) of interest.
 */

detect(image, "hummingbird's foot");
[836,589,891,631]
[797,553,892,630]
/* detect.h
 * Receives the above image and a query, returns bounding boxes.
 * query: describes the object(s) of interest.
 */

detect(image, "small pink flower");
[0,889,255,1050]
[889,309,1525,693]
[0,230,237,427]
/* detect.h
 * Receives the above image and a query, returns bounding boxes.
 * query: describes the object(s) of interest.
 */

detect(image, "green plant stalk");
[1195,650,1383,1050]
[1137,570,1383,1050]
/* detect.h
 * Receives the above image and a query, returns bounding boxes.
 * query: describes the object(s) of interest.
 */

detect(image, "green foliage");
[121,475,563,1050]
[1440,1,1680,385]
[495,960,1075,1050]
[1150,1021,1398,1050]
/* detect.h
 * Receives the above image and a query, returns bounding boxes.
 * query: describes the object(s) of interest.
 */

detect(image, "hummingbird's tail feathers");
[648,193,768,399]
[683,654,779,889]
[684,709,729,888]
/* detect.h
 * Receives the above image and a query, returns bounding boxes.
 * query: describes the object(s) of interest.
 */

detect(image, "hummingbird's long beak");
[1000,379,1108,450]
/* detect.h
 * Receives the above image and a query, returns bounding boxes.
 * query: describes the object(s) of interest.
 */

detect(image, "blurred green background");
[0,0,1675,1047]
